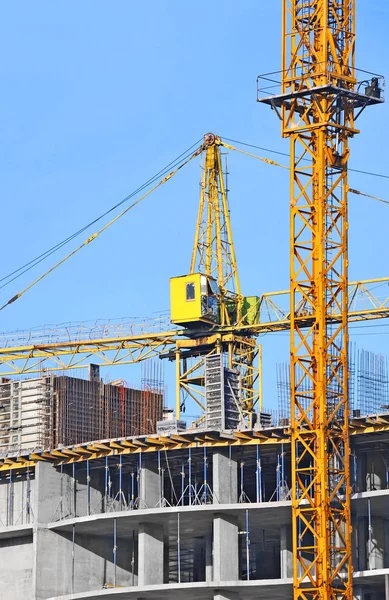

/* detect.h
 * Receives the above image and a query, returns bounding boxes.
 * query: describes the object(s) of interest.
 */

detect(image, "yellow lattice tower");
[258,1,384,599]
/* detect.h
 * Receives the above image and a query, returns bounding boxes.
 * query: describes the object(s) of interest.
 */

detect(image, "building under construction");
[1,385,389,600]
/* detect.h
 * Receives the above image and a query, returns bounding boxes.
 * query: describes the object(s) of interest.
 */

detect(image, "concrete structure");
[1,422,389,599]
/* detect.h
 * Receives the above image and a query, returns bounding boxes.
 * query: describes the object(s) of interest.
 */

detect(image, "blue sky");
[0,1,388,416]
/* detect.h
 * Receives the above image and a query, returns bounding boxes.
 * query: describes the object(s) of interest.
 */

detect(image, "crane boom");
[0,277,387,376]
[259,1,384,599]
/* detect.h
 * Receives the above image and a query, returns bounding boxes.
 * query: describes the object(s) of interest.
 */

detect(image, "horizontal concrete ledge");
[47,579,293,600]
[0,523,33,539]
[352,488,389,500]
[354,567,389,584]
[48,501,292,536]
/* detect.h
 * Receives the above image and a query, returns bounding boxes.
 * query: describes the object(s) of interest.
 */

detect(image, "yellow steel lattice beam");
[0,277,388,376]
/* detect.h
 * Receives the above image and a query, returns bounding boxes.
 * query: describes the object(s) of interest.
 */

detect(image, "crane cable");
[221,136,389,180]
[348,188,389,206]
[1,137,387,312]
[220,139,389,206]
[0,137,203,290]
[220,140,289,169]
[0,144,203,312]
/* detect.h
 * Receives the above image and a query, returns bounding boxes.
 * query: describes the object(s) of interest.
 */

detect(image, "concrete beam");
[280,524,293,579]
[138,523,164,586]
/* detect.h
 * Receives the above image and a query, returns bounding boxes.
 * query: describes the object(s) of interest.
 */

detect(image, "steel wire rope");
[0,138,203,290]
[220,139,389,207]
[0,143,203,312]
[221,136,389,180]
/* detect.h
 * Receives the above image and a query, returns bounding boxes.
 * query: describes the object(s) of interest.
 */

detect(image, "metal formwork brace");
[72,463,76,517]
[178,448,197,506]
[245,509,250,580]
[26,467,32,523]
[136,453,142,508]
[129,468,136,510]
[86,459,91,516]
[239,460,250,503]
[276,451,281,502]
[8,469,13,526]
[256,445,263,503]
[181,460,185,506]
[113,454,126,510]
[195,447,214,504]
[52,464,71,522]
[104,457,109,512]
[352,452,358,493]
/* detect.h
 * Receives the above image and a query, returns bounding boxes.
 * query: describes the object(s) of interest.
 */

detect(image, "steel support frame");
[175,333,260,422]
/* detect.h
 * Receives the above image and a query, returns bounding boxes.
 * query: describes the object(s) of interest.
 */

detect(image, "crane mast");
[258,1,384,599]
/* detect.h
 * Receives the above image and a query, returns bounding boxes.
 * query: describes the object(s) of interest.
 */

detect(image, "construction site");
[1,1,389,600]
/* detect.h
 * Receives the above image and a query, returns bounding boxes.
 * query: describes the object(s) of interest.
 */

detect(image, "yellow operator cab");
[170,273,219,328]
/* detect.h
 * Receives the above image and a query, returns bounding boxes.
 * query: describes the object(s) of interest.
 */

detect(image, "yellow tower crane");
[258,1,385,599]
[170,132,260,426]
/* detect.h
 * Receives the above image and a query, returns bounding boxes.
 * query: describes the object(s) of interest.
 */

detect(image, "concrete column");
[139,458,160,509]
[353,586,364,600]
[369,516,385,570]
[357,516,368,571]
[205,531,213,582]
[213,514,239,582]
[384,520,389,569]
[213,450,238,504]
[33,528,73,598]
[35,462,65,523]
[138,523,164,586]
[386,573,389,600]
[280,524,293,579]
[366,450,385,491]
